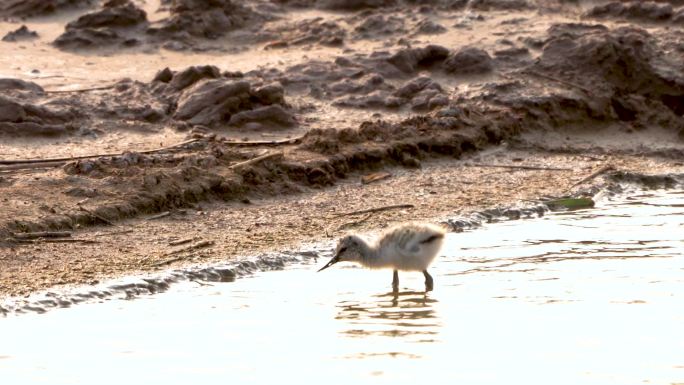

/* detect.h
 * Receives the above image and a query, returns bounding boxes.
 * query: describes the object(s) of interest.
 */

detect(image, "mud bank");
[3,20,683,236]
[1,0,684,296]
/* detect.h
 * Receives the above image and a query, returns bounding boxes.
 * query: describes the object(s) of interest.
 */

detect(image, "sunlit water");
[1,190,684,385]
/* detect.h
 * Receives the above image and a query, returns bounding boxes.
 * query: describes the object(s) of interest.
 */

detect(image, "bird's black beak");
[317,255,340,272]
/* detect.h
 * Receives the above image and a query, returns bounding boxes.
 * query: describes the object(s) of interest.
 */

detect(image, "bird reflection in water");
[335,290,441,341]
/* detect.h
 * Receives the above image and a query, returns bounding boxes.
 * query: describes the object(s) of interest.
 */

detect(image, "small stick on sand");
[147,211,171,220]
[361,172,392,185]
[9,238,100,244]
[45,85,117,94]
[0,161,67,172]
[12,231,72,240]
[34,239,100,244]
[335,204,415,218]
[229,151,283,170]
[92,229,134,237]
[152,256,186,267]
[570,165,615,188]
[466,163,573,171]
[168,238,195,246]
[225,136,304,147]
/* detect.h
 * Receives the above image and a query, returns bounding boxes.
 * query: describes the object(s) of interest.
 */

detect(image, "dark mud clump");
[535,25,684,102]
[265,17,346,49]
[0,79,78,136]
[171,79,294,128]
[155,65,221,91]
[585,1,676,23]
[0,63,295,139]
[387,45,450,74]
[254,45,456,111]
[333,76,448,111]
[414,19,447,35]
[443,47,494,75]
[0,0,93,18]
[489,24,684,131]
[254,44,492,111]
[150,65,294,129]
[51,0,266,51]
[148,0,264,43]
[351,14,407,40]
[54,1,148,49]
[2,25,38,42]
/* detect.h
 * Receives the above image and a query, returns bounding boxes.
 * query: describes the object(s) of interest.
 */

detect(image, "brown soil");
[1,0,684,297]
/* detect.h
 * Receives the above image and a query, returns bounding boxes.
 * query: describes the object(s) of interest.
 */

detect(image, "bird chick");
[318,222,446,291]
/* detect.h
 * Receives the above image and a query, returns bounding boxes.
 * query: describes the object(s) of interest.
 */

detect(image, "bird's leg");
[423,270,434,292]
[392,270,399,292]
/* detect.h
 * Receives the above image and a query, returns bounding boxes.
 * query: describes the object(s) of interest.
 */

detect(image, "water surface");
[1,190,683,385]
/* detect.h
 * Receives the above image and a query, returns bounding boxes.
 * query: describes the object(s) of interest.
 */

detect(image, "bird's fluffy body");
[335,222,446,271]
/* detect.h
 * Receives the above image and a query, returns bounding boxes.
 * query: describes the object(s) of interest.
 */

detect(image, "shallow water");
[1,190,684,385]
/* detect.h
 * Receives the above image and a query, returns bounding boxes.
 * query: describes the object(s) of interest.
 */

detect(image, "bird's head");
[318,235,364,272]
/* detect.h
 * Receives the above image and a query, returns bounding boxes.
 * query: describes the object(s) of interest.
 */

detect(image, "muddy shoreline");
[2,171,682,316]
[1,0,684,297]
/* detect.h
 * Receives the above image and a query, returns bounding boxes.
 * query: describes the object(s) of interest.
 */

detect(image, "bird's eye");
[338,246,348,254]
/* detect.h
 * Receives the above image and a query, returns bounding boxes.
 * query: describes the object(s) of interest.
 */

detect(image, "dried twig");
[45,85,117,94]
[147,211,171,220]
[0,138,200,166]
[570,165,615,188]
[152,256,186,267]
[225,136,303,147]
[229,151,283,170]
[92,229,135,237]
[32,239,100,244]
[466,163,573,171]
[168,238,195,246]
[9,238,99,244]
[361,172,392,185]
[12,231,71,240]
[335,204,415,217]
[0,161,67,172]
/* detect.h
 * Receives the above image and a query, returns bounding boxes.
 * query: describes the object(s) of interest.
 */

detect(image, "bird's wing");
[393,228,439,257]
[394,230,421,257]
